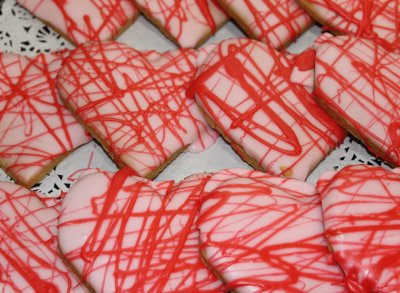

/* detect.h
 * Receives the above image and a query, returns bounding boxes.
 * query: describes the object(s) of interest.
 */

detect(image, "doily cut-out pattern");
[0,0,71,55]
[0,0,393,196]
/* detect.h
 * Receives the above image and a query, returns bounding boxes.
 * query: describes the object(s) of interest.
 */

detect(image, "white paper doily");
[0,0,391,196]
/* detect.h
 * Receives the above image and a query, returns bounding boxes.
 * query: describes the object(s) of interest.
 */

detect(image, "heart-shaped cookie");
[317,165,400,292]
[198,169,344,292]
[0,181,84,292]
[314,35,400,167]
[17,0,139,45]
[297,0,400,51]
[218,0,313,49]
[132,0,229,48]
[58,168,224,292]
[57,41,217,178]
[191,38,345,180]
[0,52,91,188]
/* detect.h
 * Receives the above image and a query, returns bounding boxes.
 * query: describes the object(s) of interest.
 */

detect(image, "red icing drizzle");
[220,0,313,49]
[294,49,316,71]
[17,0,139,44]
[318,165,400,292]
[191,39,344,178]
[314,35,400,166]
[0,52,90,186]
[133,0,227,47]
[196,0,219,33]
[0,183,79,292]
[302,0,400,51]
[57,42,215,178]
[197,170,344,292]
[59,169,224,292]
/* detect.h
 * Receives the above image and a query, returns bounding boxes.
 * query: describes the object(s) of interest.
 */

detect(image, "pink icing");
[16,0,139,45]
[198,168,345,292]
[57,41,217,178]
[0,181,84,292]
[58,168,224,292]
[219,0,313,49]
[132,0,229,48]
[298,0,400,52]
[191,38,345,180]
[314,34,400,166]
[0,52,91,187]
[317,164,400,292]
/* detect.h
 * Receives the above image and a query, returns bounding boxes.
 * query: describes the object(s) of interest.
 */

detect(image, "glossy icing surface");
[0,181,84,292]
[132,0,228,48]
[192,38,345,180]
[57,42,217,178]
[0,52,91,187]
[16,0,139,45]
[219,0,313,49]
[314,34,400,166]
[58,168,224,292]
[198,168,345,292]
[317,165,400,292]
[298,0,400,51]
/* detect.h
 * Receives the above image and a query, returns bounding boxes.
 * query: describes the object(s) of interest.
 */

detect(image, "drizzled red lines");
[57,42,215,177]
[220,0,313,49]
[314,35,400,166]
[299,0,400,51]
[0,52,90,187]
[198,169,344,292]
[16,0,138,44]
[317,165,400,292]
[132,0,228,47]
[58,169,223,292]
[192,38,344,180]
[0,182,81,292]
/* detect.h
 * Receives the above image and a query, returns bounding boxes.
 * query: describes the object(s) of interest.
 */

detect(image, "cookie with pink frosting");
[131,0,229,48]
[314,34,400,167]
[317,165,400,292]
[58,167,224,292]
[0,52,91,188]
[191,38,345,180]
[198,168,345,292]
[218,0,313,49]
[0,181,84,292]
[297,0,400,51]
[57,41,217,179]
[16,0,139,45]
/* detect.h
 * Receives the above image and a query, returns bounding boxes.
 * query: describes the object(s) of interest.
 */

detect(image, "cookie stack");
[0,0,399,292]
